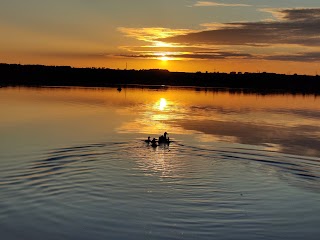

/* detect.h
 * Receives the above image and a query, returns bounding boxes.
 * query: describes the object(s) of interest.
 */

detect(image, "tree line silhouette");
[0,63,319,94]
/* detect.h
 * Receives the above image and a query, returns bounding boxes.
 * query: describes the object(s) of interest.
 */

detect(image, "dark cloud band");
[161,8,320,47]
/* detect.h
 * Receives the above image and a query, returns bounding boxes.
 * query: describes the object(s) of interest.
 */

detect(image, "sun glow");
[159,98,167,111]
[156,52,173,62]
[154,41,174,48]
[160,56,170,61]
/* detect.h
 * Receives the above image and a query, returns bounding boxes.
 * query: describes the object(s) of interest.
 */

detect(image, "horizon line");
[1,62,318,77]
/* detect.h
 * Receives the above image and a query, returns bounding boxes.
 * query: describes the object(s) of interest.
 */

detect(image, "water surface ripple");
[1,87,320,240]
[1,140,320,240]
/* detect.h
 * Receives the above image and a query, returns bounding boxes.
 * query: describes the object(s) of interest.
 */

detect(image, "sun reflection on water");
[117,96,191,135]
[158,98,167,111]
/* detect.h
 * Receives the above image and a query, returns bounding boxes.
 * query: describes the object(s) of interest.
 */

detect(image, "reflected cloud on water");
[116,89,320,158]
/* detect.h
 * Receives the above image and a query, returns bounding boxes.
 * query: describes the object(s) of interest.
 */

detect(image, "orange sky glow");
[1,1,320,75]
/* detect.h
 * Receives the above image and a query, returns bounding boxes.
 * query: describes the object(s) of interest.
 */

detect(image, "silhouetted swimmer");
[159,135,164,143]
[145,136,151,143]
[151,138,157,148]
[159,132,169,144]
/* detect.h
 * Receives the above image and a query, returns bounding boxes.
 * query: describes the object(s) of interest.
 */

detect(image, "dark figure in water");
[151,138,157,147]
[159,132,169,144]
[159,135,164,143]
[145,136,151,143]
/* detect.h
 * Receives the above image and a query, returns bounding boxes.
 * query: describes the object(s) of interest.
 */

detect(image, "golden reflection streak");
[158,98,167,111]
[118,96,193,135]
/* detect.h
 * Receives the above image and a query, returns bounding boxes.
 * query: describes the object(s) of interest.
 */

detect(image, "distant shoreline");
[1,63,320,94]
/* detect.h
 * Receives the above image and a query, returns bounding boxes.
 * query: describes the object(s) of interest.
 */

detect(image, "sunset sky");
[1,0,320,74]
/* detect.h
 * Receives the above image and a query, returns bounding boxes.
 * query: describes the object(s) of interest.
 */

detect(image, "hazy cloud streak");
[193,1,251,7]
[118,27,196,43]
[266,52,320,62]
[119,51,252,60]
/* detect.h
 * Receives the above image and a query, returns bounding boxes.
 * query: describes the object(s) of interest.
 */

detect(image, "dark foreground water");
[0,87,320,240]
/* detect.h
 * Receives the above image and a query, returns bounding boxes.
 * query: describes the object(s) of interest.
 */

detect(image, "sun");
[160,56,170,62]
[156,52,173,62]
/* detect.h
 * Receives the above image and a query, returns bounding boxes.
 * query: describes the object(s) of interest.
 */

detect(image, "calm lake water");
[0,86,320,240]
